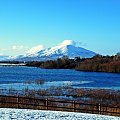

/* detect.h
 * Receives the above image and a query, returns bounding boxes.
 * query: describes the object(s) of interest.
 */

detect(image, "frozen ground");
[0,108,120,120]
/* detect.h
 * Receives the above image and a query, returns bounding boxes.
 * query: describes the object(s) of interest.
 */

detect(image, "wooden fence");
[0,95,120,116]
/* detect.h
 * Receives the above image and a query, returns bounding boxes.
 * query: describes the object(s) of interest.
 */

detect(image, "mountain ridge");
[11,40,96,61]
[1,40,97,61]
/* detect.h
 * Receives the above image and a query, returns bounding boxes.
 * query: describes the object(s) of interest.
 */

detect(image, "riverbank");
[25,54,120,73]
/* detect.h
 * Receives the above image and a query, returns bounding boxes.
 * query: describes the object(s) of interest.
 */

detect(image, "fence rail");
[0,95,120,116]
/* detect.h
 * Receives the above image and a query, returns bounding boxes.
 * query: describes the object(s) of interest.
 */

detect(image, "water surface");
[0,66,120,90]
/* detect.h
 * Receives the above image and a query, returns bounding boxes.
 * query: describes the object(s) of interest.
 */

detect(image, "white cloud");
[12,45,24,50]
[26,45,44,55]
[0,48,7,51]
[60,40,76,46]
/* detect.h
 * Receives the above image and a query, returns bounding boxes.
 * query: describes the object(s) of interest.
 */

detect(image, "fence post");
[17,96,19,108]
[46,98,48,110]
[34,97,35,109]
[98,103,101,114]
[73,101,75,112]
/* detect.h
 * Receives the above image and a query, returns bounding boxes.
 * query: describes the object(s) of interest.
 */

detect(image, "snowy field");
[0,108,120,120]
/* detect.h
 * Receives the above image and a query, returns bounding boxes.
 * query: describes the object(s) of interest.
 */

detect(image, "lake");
[0,66,120,91]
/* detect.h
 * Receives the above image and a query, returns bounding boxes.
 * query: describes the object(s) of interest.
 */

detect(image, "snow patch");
[0,108,119,120]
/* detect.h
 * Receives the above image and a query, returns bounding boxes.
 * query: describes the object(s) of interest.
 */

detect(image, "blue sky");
[0,0,120,56]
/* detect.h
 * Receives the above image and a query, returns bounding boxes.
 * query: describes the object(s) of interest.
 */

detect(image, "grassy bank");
[1,86,120,108]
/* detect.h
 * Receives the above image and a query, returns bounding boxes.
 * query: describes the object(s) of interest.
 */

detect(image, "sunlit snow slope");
[13,40,96,61]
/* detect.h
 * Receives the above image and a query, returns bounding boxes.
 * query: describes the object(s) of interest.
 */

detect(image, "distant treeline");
[1,53,120,73]
[76,53,120,73]
[26,56,76,69]
[26,53,120,73]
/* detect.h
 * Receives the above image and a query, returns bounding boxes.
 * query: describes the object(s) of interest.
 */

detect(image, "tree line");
[25,53,120,73]
[76,53,120,73]
[1,53,120,73]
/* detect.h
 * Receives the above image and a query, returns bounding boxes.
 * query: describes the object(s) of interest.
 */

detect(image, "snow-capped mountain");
[12,40,96,61]
[0,55,10,61]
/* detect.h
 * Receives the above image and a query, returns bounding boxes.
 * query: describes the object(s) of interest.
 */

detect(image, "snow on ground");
[0,108,120,120]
